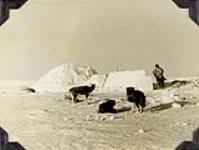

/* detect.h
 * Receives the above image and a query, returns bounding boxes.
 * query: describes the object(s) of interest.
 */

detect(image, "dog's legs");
[84,93,89,105]
[85,93,89,99]
[131,103,137,112]
[64,93,72,103]
[140,98,145,113]
[135,103,141,112]
[72,94,77,105]
[64,93,67,102]
[140,105,144,113]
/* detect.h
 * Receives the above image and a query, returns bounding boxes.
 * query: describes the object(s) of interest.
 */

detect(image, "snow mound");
[32,64,97,92]
[147,77,199,107]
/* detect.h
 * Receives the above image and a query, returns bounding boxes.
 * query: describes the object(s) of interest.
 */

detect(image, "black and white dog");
[126,87,146,112]
[67,84,96,104]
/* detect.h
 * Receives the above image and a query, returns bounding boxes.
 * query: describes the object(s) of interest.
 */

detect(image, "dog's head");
[107,99,116,106]
[126,87,135,95]
[90,84,96,91]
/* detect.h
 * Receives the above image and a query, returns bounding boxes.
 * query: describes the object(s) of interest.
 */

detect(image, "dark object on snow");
[22,87,36,93]
[0,0,28,26]
[126,87,146,112]
[153,80,189,90]
[68,84,96,103]
[98,99,117,113]
[171,80,189,87]
[172,0,199,25]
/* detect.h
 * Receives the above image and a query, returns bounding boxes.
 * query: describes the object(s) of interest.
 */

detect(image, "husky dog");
[68,84,96,103]
[126,87,146,112]
[98,99,117,113]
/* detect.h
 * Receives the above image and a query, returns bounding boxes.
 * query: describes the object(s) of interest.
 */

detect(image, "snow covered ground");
[0,78,199,149]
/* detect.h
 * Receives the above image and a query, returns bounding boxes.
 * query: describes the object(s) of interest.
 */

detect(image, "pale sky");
[0,0,199,80]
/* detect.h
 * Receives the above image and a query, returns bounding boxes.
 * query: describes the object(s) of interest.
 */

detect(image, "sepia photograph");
[0,0,199,149]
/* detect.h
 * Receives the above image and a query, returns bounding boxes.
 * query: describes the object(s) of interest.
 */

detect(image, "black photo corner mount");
[173,0,199,25]
[0,127,25,150]
[175,128,199,150]
[0,0,28,26]
[172,0,190,8]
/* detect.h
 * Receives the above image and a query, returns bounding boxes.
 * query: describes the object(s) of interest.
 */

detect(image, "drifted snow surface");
[32,64,97,92]
[0,78,199,149]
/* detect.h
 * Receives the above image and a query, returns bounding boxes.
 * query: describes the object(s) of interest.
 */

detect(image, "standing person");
[153,64,166,89]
